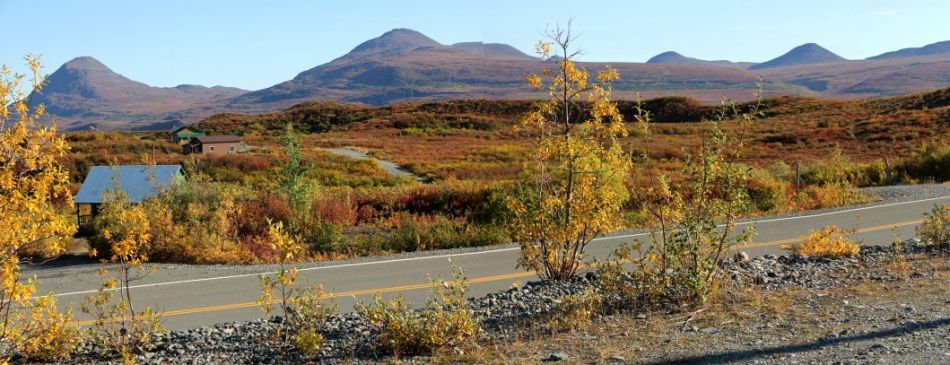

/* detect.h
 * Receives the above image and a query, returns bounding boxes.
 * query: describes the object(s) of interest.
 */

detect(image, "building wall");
[185,142,243,155]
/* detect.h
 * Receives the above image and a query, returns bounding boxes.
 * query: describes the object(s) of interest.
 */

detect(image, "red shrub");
[236,191,291,237]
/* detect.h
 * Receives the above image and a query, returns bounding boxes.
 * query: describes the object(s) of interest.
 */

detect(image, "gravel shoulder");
[48,241,950,364]
[442,248,950,365]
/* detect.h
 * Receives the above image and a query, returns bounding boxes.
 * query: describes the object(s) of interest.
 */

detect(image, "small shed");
[74,165,185,226]
[170,126,207,144]
[183,135,247,155]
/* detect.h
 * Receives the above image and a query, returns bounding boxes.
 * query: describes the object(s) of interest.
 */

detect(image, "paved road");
[27,195,949,330]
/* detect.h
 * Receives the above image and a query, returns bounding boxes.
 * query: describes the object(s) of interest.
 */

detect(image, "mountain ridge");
[30,30,950,130]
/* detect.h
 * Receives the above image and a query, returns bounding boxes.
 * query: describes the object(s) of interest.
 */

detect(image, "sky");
[2,0,948,91]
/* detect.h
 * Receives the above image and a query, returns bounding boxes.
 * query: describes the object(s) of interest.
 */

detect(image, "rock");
[701,327,720,334]
[610,355,627,362]
[635,313,647,319]
[544,352,570,361]
[733,251,750,263]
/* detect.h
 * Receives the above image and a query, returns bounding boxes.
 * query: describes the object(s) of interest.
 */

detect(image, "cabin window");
[229,145,235,152]
[209,146,215,152]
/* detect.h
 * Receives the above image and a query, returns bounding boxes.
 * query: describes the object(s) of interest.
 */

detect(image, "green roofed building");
[170,125,206,144]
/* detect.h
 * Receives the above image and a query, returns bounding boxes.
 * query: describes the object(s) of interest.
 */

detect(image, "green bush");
[900,140,950,183]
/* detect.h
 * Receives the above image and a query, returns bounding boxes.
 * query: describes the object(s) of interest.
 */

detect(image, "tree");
[0,55,79,360]
[508,24,631,280]
[279,123,312,235]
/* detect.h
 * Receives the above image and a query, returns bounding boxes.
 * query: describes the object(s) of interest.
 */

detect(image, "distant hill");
[32,31,950,130]
[869,40,950,60]
[749,43,846,70]
[646,51,752,69]
[30,57,246,130]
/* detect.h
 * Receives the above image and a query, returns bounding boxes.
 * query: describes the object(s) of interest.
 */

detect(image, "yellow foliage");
[0,55,77,360]
[357,263,480,358]
[785,225,861,259]
[17,295,81,362]
[510,25,631,280]
[547,288,601,332]
[917,204,950,249]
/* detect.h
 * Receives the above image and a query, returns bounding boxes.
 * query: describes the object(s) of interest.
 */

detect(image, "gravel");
[51,238,948,364]
[862,183,950,203]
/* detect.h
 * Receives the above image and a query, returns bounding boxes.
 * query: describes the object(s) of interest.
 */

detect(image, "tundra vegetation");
[56,89,950,265]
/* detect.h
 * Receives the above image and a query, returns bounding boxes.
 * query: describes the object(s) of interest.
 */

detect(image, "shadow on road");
[22,254,99,272]
[646,318,950,365]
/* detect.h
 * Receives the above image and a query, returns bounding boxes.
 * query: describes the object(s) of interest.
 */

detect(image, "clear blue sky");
[2,0,947,90]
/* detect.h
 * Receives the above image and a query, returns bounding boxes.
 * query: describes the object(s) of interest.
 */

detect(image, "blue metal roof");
[74,165,184,204]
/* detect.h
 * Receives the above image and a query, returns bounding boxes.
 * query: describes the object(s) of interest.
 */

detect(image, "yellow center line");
[74,219,923,326]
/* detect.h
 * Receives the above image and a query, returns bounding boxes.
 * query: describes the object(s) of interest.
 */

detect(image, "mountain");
[869,40,950,60]
[231,29,778,109]
[647,51,710,65]
[450,42,534,59]
[646,51,752,69]
[30,57,246,130]
[749,43,846,70]
[32,31,950,130]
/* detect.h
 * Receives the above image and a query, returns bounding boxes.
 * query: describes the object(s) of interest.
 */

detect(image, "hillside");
[870,40,950,59]
[30,57,246,131]
[749,43,846,70]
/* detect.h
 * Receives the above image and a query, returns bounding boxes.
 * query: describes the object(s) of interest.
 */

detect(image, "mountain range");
[29,29,950,130]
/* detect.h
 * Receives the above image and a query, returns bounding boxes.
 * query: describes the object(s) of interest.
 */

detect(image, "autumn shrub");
[744,167,789,212]
[386,213,508,253]
[801,148,859,186]
[795,182,867,210]
[14,295,81,362]
[607,84,762,308]
[144,179,254,264]
[257,221,336,355]
[784,225,861,259]
[236,190,292,238]
[917,204,950,249]
[547,288,601,332]
[356,264,480,359]
[83,185,164,361]
[899,140,950,182]
[0,56,80,362]
[509,27,631,280]
[311,192,358,226]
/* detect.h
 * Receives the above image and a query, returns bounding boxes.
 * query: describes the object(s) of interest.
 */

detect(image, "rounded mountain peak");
[750,43,845,70]
[647,51,687,63]
[349,28,442,55]
[62,56,112,71]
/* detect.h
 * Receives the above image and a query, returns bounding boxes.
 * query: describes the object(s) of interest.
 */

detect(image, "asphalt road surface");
[27,195,949,330]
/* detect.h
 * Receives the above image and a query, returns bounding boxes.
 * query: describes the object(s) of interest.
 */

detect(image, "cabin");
[74,165,185,227]
[170,126,207,144]
[183,135,247,155]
